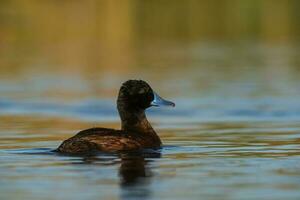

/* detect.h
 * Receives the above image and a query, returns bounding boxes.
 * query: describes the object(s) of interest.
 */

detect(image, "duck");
[56,80,175,154]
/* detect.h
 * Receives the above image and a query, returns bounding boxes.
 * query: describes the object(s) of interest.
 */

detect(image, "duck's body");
[57,127,161,153]
[57,80,174,154]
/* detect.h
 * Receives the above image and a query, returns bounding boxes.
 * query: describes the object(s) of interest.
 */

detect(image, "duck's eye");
[138,88,145,94]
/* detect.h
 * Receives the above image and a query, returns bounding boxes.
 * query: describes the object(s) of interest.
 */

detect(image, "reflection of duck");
[78,152,160,200]
[77,151,160,185]
[57,80,175,154]
[119,152,160,200]
[119,155,148,184]
[119,152,160,185]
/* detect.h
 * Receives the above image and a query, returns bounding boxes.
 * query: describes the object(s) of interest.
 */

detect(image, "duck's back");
[57,128,150,154]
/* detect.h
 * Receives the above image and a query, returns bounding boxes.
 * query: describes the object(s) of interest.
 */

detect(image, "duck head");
[117,80,175,111]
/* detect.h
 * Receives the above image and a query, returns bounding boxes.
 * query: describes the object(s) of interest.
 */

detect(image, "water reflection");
[63,151,161,200]
[119,153,159,200]
[119,153,153,185]
[1,118,300,200]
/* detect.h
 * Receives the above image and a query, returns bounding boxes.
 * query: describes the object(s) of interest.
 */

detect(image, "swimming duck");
[57,80,175,154]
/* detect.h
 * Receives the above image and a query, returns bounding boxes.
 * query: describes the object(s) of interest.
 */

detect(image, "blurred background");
[0,0,299,102]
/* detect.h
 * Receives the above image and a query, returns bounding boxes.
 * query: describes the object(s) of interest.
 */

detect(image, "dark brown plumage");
[57,80,175,154]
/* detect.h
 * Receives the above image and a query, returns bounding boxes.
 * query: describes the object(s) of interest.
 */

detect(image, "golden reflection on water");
[0,0,299,79]
[1,114,300,158]
[0,115,121,149]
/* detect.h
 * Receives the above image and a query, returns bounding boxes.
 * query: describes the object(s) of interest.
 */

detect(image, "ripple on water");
[0,103,300,200]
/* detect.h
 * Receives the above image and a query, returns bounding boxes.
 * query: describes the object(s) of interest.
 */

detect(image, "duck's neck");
[117,104,161,144]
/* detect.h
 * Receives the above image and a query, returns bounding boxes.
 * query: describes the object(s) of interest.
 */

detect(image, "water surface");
[1,44,300,199]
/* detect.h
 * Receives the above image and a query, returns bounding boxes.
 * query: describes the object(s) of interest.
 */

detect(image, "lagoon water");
[0,43,300,200]
[1,1,300,199]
